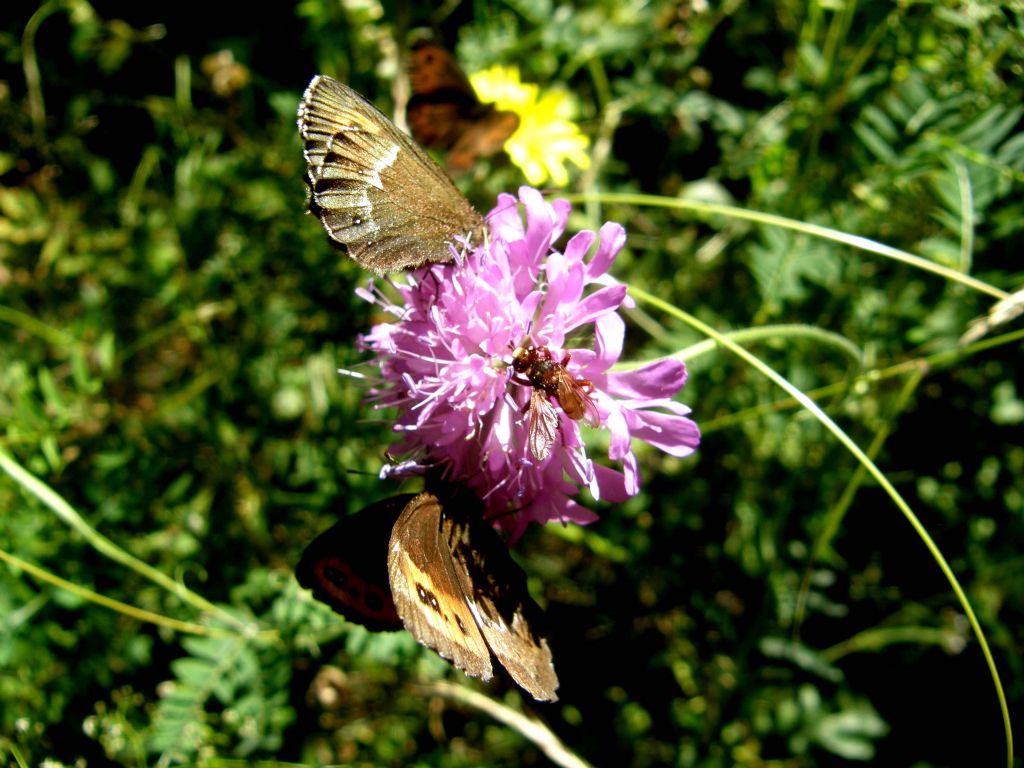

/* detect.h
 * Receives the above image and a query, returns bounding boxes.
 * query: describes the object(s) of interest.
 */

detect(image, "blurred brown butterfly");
[296,488,559,701]
[406,41,520,175]
[297,75,484,273]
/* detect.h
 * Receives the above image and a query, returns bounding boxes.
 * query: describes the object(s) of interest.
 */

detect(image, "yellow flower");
[470,65,591,187]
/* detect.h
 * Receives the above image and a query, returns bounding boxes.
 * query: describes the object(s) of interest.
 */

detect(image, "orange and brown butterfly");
[296,487,559,701]
[406,41,520,175]
[510,344,601,461]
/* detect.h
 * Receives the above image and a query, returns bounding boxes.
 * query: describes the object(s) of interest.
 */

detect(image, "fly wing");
[527,389,560,461]
[554,371,601,427]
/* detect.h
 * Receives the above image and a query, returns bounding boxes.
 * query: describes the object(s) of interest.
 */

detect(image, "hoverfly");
[509,345,601,461]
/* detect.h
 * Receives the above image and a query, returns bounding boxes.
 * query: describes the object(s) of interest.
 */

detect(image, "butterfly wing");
[297,75,484,273]
[387,492,494,682]
[406,42,520,174]
[445,110,520,174]
[406,99,476,153]
[407,41,479,149]
[442,494,560,702]
[296,495,415,631]
[408,42,478,105]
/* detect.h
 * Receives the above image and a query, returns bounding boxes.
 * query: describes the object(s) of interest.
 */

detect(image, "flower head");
[357,188,699,537]
[470,66,591,187]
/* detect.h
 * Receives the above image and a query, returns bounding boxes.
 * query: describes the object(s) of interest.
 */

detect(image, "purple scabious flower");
[356,187,699,537]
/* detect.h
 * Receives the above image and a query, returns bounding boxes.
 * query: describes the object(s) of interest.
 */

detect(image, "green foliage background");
[2,1,1022,766]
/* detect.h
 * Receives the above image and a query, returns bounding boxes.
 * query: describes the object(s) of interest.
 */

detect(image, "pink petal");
[607,359,688,399]
[628,410,701,457]
[587,222,626,279]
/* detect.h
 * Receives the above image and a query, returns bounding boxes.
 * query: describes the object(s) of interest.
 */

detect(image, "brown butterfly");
[510,344,601,461]
[297,75,484,273]
[296,488,559,701]
[406,41,520,175]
